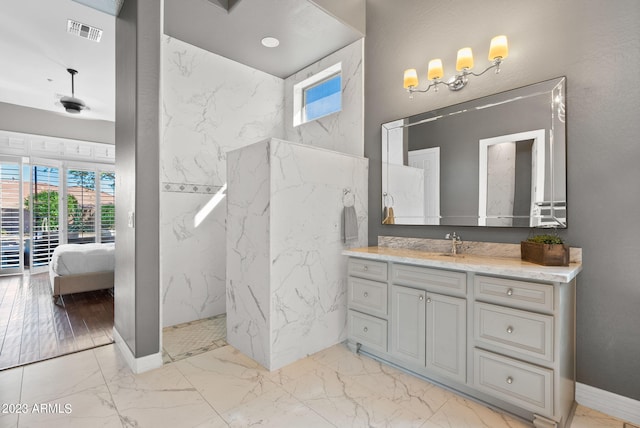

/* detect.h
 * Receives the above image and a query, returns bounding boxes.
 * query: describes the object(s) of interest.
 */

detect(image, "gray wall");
[366,0,640,400]
[114,0,161,358]
[0,102,114,145]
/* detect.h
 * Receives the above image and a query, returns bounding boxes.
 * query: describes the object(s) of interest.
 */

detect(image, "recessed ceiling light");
[261,37,280,48]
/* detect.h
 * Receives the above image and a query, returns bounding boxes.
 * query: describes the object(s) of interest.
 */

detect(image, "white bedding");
[50,243,115,277]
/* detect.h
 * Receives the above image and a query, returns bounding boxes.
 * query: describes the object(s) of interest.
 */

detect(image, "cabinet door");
[391,285,426,366]
[426,293,466,383]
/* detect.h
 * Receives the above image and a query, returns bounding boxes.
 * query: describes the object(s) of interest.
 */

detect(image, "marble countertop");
[343,246,582,283]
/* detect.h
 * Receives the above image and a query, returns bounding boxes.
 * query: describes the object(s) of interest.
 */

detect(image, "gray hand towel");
[343,205,358,243]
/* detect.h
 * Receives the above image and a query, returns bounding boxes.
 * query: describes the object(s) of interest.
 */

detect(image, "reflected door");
[408,147,440,225]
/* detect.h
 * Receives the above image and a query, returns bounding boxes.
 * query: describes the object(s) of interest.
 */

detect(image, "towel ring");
[343,188,355,207]
[383,192,395,207]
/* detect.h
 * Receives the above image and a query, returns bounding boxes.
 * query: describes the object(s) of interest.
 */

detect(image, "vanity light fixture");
[403,35,508,98]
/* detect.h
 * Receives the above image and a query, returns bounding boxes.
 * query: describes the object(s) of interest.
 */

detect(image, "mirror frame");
[381,77,567,228]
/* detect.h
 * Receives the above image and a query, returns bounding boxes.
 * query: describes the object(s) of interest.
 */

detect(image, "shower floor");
[162,313,226,363]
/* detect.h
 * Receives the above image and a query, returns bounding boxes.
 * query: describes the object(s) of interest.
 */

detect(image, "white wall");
[161,36,284,327]
[161,35,365,328]
[227,139,368,370]
[284,39,364,157]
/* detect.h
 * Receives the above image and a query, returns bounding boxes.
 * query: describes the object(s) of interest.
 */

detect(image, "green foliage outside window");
[24,191,80,231]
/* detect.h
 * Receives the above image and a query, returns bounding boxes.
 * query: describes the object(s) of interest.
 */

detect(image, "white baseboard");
[576,382,640,425]
[113,327,163,374]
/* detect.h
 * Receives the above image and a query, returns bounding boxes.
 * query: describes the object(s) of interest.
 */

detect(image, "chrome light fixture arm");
[406,57,504,98]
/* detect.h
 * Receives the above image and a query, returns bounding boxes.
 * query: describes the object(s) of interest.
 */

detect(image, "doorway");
[0,155,116,370]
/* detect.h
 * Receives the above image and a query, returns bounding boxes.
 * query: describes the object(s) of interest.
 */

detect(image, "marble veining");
[160,35,284,327]
[227,139,368,370]
[347,244,582,283]
[284,39,364,157]
[0,342,629,427]
[378,235,582,263]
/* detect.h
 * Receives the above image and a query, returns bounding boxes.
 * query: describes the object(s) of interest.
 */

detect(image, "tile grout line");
[92,346,127,428]
[171,357,231,427]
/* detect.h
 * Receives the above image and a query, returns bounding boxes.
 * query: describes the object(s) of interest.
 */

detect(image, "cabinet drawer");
[392,264,466,296]
[348,310,388,353]
[474,348,553,416]
[475,303,554,361]
[474,276,554,312]
[348,258,388,282]
[348,277,388,317]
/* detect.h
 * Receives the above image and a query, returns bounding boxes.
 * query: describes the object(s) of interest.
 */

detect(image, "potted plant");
[521,233,569,266]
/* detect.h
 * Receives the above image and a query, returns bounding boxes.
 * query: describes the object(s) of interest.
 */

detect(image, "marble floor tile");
[16,384,122,428]
[312,343,388,377]
[310,344,454,418]
[222,387,334,428]
[571,405,627,427]
[0,367,22,404]
[175,346,279,414]
[349,366,456,419]
[93,344,133,385]
[20,348,104,404]
[421,394,530,428]
[0,415,18,428]
[2,341,634,428]
[282,364,428,427]
[106,363,226,428]
[263,353,325,387]
[0,367,23,428]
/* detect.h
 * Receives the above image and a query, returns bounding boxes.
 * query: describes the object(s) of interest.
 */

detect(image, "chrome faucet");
[445,232,462,255]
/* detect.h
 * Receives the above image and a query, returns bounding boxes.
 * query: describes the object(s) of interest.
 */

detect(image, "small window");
[293,63,342,127]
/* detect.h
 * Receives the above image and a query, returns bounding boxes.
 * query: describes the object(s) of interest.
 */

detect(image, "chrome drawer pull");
[506,288,514,296]
[506,326,514,334]
[363,292,369,298]
[506,376,513,384]
[363,326,368,333]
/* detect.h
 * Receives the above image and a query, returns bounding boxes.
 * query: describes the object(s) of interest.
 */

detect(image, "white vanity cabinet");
[472,274,576,427]
[347,258,389,353]
[345,249,580,428]
[390,264,467,384]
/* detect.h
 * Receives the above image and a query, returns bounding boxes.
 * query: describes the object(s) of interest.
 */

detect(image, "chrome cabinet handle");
[363,265,369,271]
[363,292,369,298]
[419,295,424,301]
[507,326,514,334]
[506,376,513,384]
[426,297,432,303]
[506,288,514,296]
[363,326,368,333]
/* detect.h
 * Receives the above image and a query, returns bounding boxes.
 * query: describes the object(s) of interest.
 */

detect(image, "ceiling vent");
[67,19,103,42]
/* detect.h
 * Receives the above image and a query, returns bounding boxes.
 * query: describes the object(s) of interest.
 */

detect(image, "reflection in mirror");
[381,77,566,228]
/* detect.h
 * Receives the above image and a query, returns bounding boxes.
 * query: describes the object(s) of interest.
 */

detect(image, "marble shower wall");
[227,139,368,370]
[284,39,364,157]
[161,36,284,327]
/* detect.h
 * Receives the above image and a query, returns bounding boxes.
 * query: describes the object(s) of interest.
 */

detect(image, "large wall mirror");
[382,77,566,228]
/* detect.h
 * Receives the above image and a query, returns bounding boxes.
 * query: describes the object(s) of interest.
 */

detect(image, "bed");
[49,242,115,298]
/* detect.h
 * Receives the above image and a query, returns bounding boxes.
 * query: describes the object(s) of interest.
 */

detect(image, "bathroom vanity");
[343,243,582,428]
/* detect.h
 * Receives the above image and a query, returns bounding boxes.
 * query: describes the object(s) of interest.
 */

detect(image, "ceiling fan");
[59,68,86,114]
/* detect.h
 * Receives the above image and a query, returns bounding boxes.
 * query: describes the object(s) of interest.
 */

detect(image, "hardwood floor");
[0,271,114,370]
